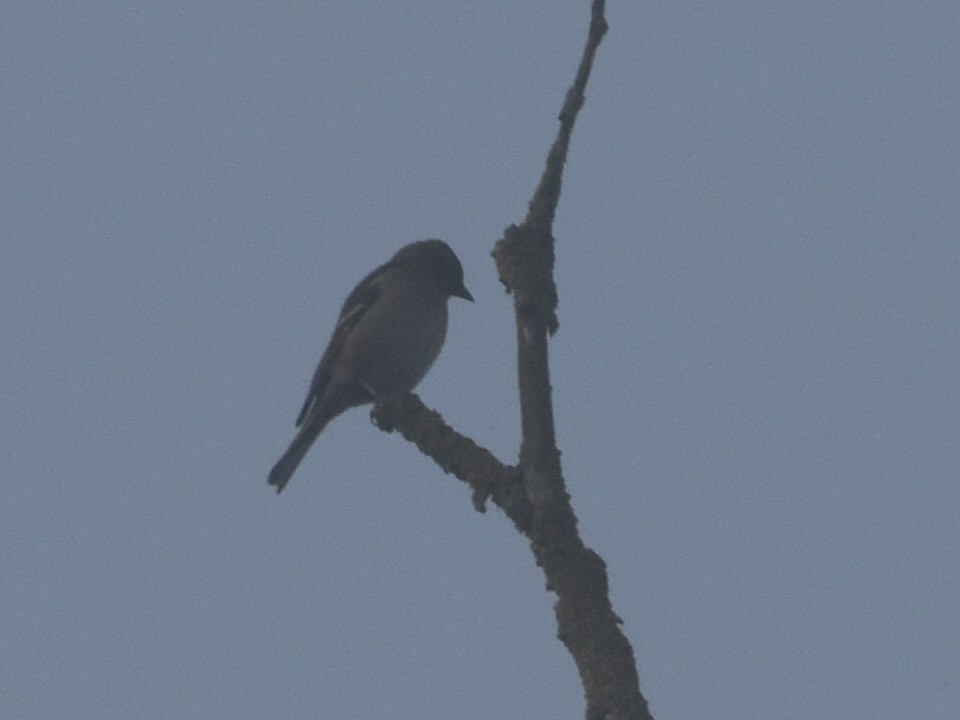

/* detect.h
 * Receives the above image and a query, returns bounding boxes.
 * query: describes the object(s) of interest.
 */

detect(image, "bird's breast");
[342,289,449,396]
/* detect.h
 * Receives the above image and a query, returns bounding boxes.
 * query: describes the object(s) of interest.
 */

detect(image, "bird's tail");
[268,411,332,494]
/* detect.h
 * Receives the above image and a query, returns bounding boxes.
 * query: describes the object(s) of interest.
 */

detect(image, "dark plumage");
[268,239,472,493]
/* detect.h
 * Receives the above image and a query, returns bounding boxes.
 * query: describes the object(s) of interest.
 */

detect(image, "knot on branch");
[493,224,559,335]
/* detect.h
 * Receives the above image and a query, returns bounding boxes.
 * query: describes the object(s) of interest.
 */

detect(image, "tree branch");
[493,2,654,718]
[375,2,653,717]
[372,393,531,534]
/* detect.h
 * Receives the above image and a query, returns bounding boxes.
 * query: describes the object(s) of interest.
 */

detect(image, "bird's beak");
[454,284,474,302]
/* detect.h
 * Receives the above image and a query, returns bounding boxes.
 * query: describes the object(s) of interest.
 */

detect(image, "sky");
[2,2,958,719]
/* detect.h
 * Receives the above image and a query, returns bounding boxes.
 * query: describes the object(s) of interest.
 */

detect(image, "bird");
[268,239,473,493]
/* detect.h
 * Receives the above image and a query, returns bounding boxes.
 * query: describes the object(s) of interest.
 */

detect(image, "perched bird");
[268,239,473,493]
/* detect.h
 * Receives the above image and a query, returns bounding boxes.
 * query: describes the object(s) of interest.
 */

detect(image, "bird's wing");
[293,260,393,427]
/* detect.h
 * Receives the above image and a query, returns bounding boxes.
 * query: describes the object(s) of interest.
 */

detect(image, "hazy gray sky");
[3,3,958,718]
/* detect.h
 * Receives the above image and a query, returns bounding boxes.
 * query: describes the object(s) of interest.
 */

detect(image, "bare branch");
[372,393,531,534]
[493,2,655,718]
[375,2,653,717]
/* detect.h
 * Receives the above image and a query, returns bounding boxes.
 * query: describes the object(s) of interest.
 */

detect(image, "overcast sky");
[3,3,958,719]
